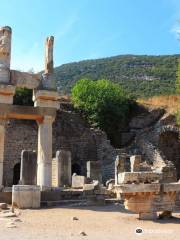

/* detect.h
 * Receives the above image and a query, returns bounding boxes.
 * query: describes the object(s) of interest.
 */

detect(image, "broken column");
[33,35,59,188]
[20,150,37,185]
[0,26,11,84]
[87,161,102,182]
[115,155,126,185]
[52,150,71,187]
[130,155,141,172]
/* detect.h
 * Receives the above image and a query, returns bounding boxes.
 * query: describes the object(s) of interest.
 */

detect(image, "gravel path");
[0,205,180,240]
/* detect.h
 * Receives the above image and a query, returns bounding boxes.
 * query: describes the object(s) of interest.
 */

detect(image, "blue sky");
[0,0,180,72]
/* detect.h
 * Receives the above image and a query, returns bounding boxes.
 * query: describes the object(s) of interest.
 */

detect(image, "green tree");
[72,78,132,145]
[13,87,33,106]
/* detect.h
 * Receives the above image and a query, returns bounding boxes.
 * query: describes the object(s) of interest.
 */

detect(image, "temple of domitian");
[0,26,59,190]
[0,26,179,220]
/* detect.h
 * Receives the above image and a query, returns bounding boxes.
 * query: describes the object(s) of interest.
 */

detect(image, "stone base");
[12,185,40,209]
[139,212,157,220]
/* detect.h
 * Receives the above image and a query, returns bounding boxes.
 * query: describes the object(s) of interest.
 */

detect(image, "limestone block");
[12,185,40,209]
[52,150,71,187]
[162,182,180,192]
[11,70,40,89]
[115,155,126,185]
[33,90,59,109]
[72,175,87,188]
[0,85,15,104]
[117,172,162,184]
[20,150,37,185]
[115,183,160,193]
[87,161,102,182]
[130,155,141,172]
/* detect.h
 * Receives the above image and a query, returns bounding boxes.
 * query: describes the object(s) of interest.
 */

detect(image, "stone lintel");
[10,70,40,89]
[117,172,162,184]
[0,103,56,121]
[114,183,160,193]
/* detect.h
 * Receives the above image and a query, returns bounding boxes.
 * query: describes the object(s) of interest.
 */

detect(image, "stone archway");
[158,131,180,179]
[13,163,21,185]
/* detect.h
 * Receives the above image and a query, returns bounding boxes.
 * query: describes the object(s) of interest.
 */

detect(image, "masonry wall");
[3,107,116,186]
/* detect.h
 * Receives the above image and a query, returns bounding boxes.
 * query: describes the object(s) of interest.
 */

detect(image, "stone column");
[0,26,11,84]
[0,120,5,186]
[37,116,54,188]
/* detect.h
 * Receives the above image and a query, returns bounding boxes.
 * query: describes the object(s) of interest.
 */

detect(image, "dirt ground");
[0,204,180,240]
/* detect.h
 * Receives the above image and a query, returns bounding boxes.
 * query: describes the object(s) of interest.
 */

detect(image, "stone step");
[41,199,87,207]
[105,198,124,204]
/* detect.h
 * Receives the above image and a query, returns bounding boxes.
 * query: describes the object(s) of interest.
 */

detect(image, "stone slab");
[72,175,87,189]
[87,161,102,182]
[117,172,162,184]
[12,185,40,209]
[162,183,180,192]
[114,183,160,193]
[20,150,37,185]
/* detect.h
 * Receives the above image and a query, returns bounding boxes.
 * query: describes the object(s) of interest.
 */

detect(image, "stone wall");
[3,107,116,186]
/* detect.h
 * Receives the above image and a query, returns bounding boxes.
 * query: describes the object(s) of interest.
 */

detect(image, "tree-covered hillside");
[54,54,179,98]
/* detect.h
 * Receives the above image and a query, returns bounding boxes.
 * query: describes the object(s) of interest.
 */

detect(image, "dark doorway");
[13,163,21,185]
[72,163,81,175]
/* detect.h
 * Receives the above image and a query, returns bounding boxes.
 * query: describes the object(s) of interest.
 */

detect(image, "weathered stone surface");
[72,175,87,188]
[130,155,141,172]
[0,203,7,209]
[12,185,40,209]
[115,183,160,193]
[20,150,37,185]
[11,70,40,89]
[117,172,162,184]
[0,26,11,84]
[33,90,59,109]
[0,85,15,104]
[87,161,102,182]
[52,150,71,187]
[115,155,126,184]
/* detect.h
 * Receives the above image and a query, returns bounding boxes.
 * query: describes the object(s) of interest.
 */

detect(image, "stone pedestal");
[52,150,71,187]
[87,161,102,182]
[72,175,87,188]
[12,185,40,209]
[20,150,37,185]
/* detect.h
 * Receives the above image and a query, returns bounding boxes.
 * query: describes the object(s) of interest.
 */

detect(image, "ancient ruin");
[0,26,179,224]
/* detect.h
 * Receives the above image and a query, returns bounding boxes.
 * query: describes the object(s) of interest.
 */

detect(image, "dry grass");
[138,95,180,114]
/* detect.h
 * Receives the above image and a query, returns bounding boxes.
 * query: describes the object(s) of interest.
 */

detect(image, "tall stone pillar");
[0,26,11,84]
[33,34,59,188]
[0,120,5,186]
[37,116,54,188]
[0,26,15,103]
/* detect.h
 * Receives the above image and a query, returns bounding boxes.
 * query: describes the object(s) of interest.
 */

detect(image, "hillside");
[54,54,179,98]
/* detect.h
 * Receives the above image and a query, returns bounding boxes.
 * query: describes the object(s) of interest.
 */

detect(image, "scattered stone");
[6,222,17,228]
[79,231,87,236]
[72,216,79,221]
[0,203,8,210]
[0,211,17,218]
[13,218,22,222]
